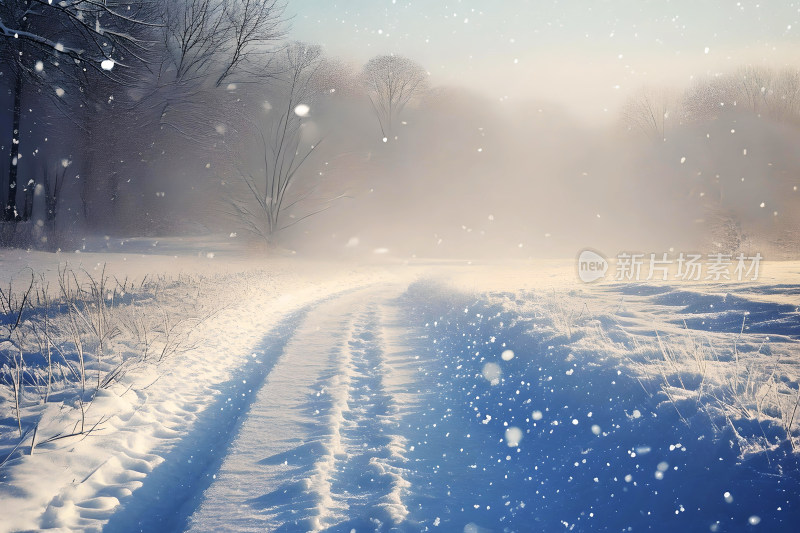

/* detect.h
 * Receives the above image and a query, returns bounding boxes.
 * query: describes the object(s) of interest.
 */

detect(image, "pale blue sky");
[288,1,800,120]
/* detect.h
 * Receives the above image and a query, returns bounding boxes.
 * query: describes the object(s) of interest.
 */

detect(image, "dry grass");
[0,264,226,458]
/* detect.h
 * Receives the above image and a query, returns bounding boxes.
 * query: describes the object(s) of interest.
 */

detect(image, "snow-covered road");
[100,285,428,532]
[3,262,800,532]
[186,287,418,532]
[102,278,800,532]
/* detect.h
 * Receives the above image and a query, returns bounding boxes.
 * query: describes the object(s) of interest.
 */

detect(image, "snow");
[481,362,502,385]
[1,247,799,531]
[504,427,523,447]
[184,289,414,531]
[0,244,393,532]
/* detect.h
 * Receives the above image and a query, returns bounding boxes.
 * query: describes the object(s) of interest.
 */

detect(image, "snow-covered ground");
[1,244,799,532]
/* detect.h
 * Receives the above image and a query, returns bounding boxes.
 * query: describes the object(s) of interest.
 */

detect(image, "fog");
[2,1,799,260]
[281,83,800,259]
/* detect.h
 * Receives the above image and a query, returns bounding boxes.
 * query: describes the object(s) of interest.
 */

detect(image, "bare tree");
[681,67,800,125]
[731,66,800,122]
[85,0,282,158]
[0,0,152,239]
[768,67,800,122]
[77,0,286,231]
[139,0,286,153]
[362,54,429,139]
[41,161,67,247]
[682,75,736,124]
[215,0,285,86]
[162,0,228,84]
[229,42,346,245]
[157,0,284,87]
[621,86,682,142]
[707,210,745,254]
[735,65,773,115]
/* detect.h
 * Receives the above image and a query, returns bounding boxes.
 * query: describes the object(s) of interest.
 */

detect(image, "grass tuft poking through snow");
[0,264,215,463]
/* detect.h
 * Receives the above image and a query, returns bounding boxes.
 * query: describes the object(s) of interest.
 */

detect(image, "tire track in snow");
[102,288,353,533]
[185,288,418,532]
[310,303,412,531]
[183,293,359,532]
[302,308,358,531]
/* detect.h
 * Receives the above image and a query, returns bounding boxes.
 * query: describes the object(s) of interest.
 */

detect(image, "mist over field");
[0,0,798,260]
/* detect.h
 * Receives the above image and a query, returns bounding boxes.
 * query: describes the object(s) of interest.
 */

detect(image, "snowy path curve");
[186,287,419,532]
[47,276,800,533]
[104,285,426,533]
[186,286,426,532]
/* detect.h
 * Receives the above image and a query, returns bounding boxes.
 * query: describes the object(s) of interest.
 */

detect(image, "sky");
[288,0,800,121]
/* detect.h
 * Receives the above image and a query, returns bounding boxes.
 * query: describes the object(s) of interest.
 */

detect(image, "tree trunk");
[4,69,23,222]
